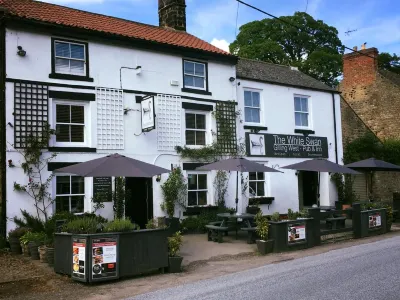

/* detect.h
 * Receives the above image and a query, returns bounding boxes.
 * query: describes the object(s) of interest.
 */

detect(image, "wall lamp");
[229,77,236,82]
[17,46,26,57]
[156,174,161,182]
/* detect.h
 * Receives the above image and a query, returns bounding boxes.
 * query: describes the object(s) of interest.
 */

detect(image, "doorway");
[299,171,319,207]
[125,177,153,229]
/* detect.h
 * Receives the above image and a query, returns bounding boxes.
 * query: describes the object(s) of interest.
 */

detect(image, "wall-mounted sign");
[246,133,328,158]
[288,224,306,243]
[141,96,155,132]
[91,236,118,281]
[369,212,382,228]
[72,237,87,281]
[93,177,112,202]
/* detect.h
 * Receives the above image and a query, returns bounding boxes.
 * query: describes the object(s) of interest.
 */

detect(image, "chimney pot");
[158,0,186,31]
[361,43,367,50]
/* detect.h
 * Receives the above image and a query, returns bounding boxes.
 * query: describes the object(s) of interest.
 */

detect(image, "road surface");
[129,236,400,300]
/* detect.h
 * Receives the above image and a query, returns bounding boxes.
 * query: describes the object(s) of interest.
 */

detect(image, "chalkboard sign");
[93,177,112,202]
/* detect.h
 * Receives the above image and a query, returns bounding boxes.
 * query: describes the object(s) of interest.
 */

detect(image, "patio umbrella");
[281,159,360,206]
[196,158,282,212]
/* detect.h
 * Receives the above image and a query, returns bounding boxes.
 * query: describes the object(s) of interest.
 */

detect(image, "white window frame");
[248,168,271,199]
[244,88,263,125]
[294,95,312,129]
[183,60,207,91]
[187,172,209,207]
[54,175,85,213]
[184,110,210,148]
[51,100,90,147]
[54,40,87,76]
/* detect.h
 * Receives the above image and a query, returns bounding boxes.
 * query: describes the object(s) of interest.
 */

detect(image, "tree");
[378,52,400,74]
[230,12,344,87]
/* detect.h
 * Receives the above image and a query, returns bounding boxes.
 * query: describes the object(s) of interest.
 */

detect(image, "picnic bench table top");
[217,213,255,219]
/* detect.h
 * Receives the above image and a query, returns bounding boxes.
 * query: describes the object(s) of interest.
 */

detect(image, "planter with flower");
[168,231,183,273]
[255,211,273,255]
[21,231,47,260]
[8,227,29,254]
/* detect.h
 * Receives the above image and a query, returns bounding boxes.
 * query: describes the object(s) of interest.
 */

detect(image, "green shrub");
[197,210,219,232]
[180,217,200,232]
[8,227,30,239]
[104,219,139,233]
[13,210,45,232]
[255,211,269,241]
[20,231,47,244]
[80,213,108,224]
[168,231,183,257]
[287,209,299,220]
[62,217,99,234]
[145,218,166,230]
[299,209,309,218]
[270,212,280,222]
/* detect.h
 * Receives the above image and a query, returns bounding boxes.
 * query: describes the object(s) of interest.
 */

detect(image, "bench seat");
[205,225,229,243]
[241,227,257,244]
[326,216,346,230]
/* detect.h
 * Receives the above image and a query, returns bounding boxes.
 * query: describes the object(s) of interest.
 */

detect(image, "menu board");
[93,177,112,202]
[72,237,86,280]
[369,212,382,228]
[91,237,118,280]
[288,224,306,243]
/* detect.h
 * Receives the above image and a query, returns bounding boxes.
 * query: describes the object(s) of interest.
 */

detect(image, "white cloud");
[211,38,230,52]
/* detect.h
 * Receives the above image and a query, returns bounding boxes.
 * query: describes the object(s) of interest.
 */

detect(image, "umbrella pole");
[317,172,320,207]
[235,171,239,213]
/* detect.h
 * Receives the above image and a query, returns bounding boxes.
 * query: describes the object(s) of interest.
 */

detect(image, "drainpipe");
[0,12,6,240]
[332,93,338,164]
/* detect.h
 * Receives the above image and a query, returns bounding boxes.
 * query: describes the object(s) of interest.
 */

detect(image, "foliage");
[299,209,309,218]
[145,218,157,229]
[13,124,57,221]
[161,167,188,217]
[168,231,183,257]
[230,12,344,86]
[270,212,281,222]
[287,209,299,220]
[113,177,129,219]
[13,210,45,233]
[104,219,139,232]
[62,217,99,234]
[180,217,200,233]
[343,132,382,164]
[255,211,269,241]
[378,52,400,74]
[331,173,359,204]
[20,231,47,244]
[91,191,109,213]
[8,227,30,239]
[213,171,229,208]
[43,211,76,239]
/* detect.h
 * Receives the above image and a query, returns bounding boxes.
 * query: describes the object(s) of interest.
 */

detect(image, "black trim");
[0,13,6,240]
[50,37,92,82]
[332,93,338,164]
[294,129,315,135]
[182,59,212,95]
[49,90,95,101]
[48,147,97,153]
[48,162,79,171]
[182,163,205,171]
[182,102,213,111]
[135,96,143,103]
[244,125,268,131]
[6,78,96,90]
[181,88,212,96]
[248,197,275,205]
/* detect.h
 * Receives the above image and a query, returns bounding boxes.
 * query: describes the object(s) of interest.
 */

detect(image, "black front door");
[302,171,318,207]
[125,177,153,229]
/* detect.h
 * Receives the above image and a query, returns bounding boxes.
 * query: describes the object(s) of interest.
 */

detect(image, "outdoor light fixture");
[156,174,161,182]
[229,77,236,82]
[17,46,26,57]
[7,122,13,128]
[8,159,15,168]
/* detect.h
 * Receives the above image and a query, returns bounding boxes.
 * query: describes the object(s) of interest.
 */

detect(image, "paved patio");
[180,231,257,266]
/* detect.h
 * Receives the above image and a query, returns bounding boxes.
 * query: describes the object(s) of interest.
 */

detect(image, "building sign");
[93,177,112,202]
[72,237,87,281]
[288,224,306,243]
[246,133,328,158]
[91,236,118,281]
[141,96,155,132]
[369,212,382,228]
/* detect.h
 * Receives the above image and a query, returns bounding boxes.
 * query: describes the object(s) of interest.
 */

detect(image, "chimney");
[158,0,186,31]
[342,46,379,89]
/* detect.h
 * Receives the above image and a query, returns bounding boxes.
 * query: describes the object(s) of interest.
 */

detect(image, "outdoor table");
[217,213,255,239]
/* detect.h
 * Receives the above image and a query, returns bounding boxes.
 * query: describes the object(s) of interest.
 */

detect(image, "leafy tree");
[230,12,344,86]
[378,52,400,74]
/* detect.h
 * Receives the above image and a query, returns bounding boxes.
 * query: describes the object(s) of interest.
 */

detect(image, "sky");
[39,0,400,54]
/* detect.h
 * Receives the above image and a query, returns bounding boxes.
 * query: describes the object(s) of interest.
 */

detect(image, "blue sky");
[40,0,400,54]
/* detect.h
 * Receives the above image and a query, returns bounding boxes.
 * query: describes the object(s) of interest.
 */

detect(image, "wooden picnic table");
[217,213,255,228]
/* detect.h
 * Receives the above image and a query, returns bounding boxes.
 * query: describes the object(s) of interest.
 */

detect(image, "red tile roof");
[0,0,232,57]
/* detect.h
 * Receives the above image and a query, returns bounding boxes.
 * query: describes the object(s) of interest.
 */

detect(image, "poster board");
[72,237,87,282]
[288,223,306,243]
[369,212,382,228]
[90,236,118,282]
[141,97,155,132]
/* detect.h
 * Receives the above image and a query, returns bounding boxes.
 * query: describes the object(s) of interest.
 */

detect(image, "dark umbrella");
[196,158,282,212]
[281,159,360,206]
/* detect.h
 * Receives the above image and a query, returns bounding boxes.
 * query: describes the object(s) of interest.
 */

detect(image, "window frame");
[294,95,312,129]
[244,89,262,125]
[187,172,209,207]
[248,171,269,199]
[54,175,85,214]
[182,59,209,93]
[184,110,210,148]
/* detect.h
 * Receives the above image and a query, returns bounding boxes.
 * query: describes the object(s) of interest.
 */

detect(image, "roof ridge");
[239,57,293,69]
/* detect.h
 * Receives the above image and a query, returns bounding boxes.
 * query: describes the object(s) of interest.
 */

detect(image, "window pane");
[188,191,197,206]
[257,172,264,180]
[56,105,70,123]
[184,61,194,74]
[301,98,308,112]
[71,125,84,142]
[71,106,84,124]
[198,174,207,189]
[70,60,85,75]
[186,130,196,145]
[186,113,196,128]
[71,176,84,194]
[194,77,205,88]
[196,114,206,129]
[55,42,70,57]
[71,196,84,213]
[249,182,257,197]
[198,191,207,205]
[188,174,198,190]
[301,113,309,127]
[56,196,70,213]
[250,108,260,123]
[244,107,252,122]
[257,182,265,196]
[56,176,71,194]
[196,131,206,145]
[56,124,70,142]
[194,63,205,76]
[184,75,194,87]
[249,172,257,180]
[55,58,70,73]
[70,44,85,59]
[244,91,252,106]
[295,112,301,126]
[252,92,260,107]
[294,97,301,111]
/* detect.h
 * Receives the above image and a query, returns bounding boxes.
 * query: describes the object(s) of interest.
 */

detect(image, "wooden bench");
[205,225,229,243]
[326,216,346,230]
[241,227,257,244]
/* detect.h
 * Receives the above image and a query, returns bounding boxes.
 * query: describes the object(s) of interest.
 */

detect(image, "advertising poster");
[369,213,382,228]
[72,237,86,280]
[288,224,306,243]
[91,237,118,280]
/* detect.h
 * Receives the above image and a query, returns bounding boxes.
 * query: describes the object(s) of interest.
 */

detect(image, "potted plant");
[62,217,99,234]
[287,209,299,221]
[255,211,273,255]
[21,232,46,260]
[8,227,29,254]
[168,231,183,273]
[38,244,48,263]
[104,219,140,232]
[45,237,55,267]
[270,212,281,222]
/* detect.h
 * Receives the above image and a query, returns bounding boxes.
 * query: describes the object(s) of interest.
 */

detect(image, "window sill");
[248,197,275,206]
[48,147,97,153]
[181,88,212,96]
[49,73,94,82]
[244,125,268,131]
[294,129,315,135]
